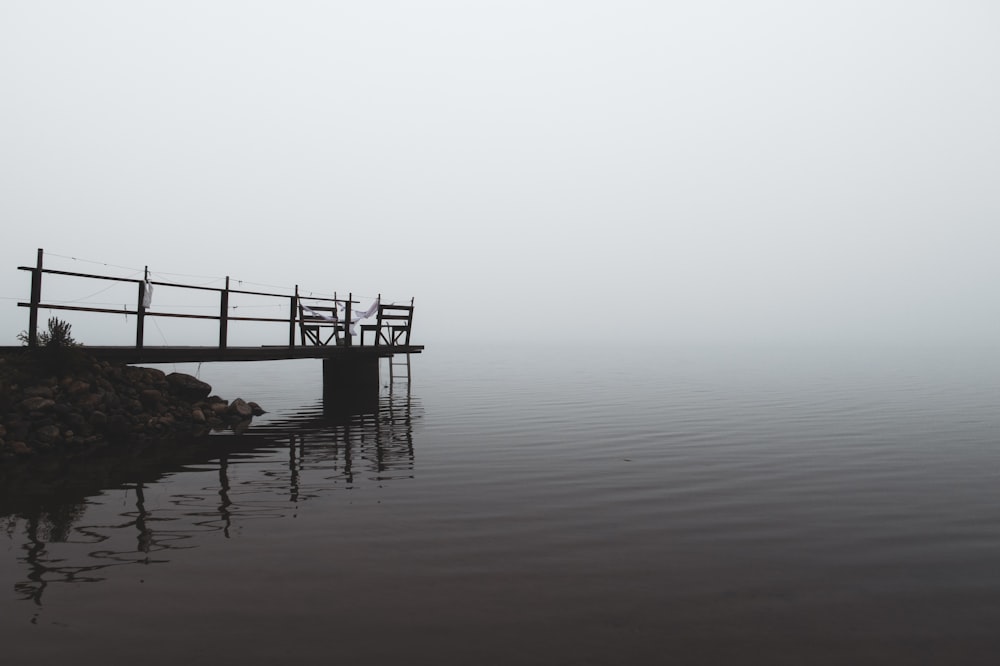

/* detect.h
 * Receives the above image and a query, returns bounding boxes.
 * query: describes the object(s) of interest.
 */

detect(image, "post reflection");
[13,484,171,607]
[1,371,420,612]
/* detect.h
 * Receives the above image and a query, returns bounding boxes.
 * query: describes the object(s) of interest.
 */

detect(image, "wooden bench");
[298,303,344,346]
[360,299,414,346]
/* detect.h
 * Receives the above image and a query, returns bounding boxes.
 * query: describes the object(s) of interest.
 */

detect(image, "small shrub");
[17,318,85,376]
[17,317,78,348]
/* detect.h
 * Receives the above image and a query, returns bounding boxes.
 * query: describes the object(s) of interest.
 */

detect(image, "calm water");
[2,343,1000,665]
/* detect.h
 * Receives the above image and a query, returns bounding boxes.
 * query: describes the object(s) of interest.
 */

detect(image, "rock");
[166,373,212,401]
[6,421,28,441]
[76,393,103,411]
[145,367,167,382]
[124,365,166,385]
[21,397,55,412]
[107,414,130,435]
[90,411,108,427]
[191,408,206,424]
[228,398,253,419]
[35,424,61,444]
[66,380,91,396]
[24,386,54,399]
[147,415,175,430]
[140,389,163,408]
[248,401,266,416]
[10,441,31,455]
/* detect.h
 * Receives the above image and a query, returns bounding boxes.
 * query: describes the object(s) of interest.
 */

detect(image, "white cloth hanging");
[354,298,379,322]
[142,281,153,308]
[339,298,379,335]
[301,305,338,322]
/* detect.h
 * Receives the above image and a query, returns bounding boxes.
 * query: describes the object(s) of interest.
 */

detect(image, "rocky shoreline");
[0,348,264,460]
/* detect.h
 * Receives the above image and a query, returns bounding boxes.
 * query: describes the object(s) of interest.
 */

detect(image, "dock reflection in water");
[1,378,421,613]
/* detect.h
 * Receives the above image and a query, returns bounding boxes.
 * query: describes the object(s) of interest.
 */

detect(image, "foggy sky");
[2,1,998,348]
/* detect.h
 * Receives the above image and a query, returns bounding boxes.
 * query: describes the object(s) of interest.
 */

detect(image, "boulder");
[35,424,61,444]
[24,386,54,399]
[66,380,91,396]
[166,373,213,401]
[75,393,103,410]
[21,397,55,412]
[228,398,253,419]
[139,389,163,408]
[107,414,131,435]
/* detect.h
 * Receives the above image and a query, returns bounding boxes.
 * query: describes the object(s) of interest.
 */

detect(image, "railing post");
[219,276,230,349]
[27,248,43,348]
[289,285,298,347]
[136,266,148,350]
[344,292,352,347]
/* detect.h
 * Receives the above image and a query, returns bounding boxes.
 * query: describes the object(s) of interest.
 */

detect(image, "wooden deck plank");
[0,345,423,364]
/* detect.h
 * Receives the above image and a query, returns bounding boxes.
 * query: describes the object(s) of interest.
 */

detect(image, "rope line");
[150,270,226,282]
[148,272,226,288]
[24,251,407,309]
[150,317,170,346]
[45,252,142,274]
[55,271,143,304]
[234,279,298,292]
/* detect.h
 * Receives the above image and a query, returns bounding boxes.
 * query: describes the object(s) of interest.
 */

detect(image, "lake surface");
[2,343,1000,665]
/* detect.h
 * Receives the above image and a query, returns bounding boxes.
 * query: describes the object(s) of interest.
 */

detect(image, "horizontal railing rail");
[16,248,375,351]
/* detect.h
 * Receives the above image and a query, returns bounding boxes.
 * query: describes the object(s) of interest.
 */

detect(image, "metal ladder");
[388,353,411,390]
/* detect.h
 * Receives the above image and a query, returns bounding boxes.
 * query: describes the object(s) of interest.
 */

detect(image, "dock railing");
[17,248,373,351]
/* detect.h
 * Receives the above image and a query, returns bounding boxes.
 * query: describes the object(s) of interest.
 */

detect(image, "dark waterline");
[2,344,1000,665]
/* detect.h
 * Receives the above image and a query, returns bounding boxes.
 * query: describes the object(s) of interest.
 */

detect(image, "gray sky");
[2,1,998,348]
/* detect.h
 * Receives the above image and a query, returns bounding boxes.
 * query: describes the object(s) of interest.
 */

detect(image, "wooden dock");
[12,249,422,389]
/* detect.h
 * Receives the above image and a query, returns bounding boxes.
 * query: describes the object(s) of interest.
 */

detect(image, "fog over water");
[1,1,998,348]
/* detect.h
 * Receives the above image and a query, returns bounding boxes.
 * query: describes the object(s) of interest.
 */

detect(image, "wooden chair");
[298,303,344,346]
[360,298,414,346]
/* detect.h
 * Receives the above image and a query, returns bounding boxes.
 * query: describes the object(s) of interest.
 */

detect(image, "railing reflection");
[1,372,420,611]
[12,481,180,608]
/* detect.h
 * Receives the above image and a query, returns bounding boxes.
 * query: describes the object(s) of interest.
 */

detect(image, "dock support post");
[136,266,148,350]
[27,248,43,348]
[290,286,298,347]
[219,276,229,349]
[322,353,379,415]
[344,293,353,347]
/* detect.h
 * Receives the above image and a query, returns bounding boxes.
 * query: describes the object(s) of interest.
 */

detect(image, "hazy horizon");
[2,1,998,349]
